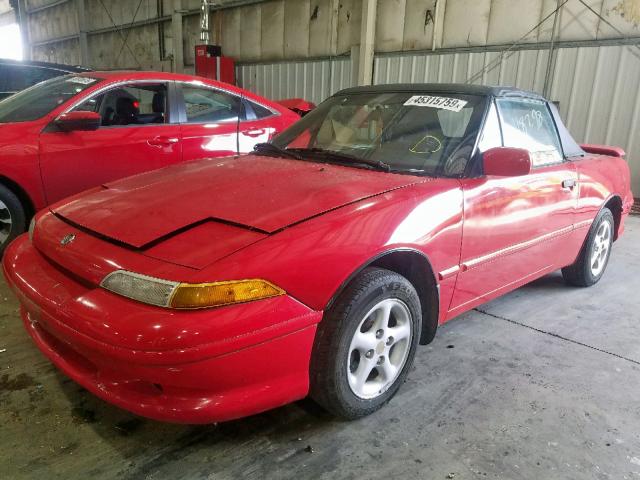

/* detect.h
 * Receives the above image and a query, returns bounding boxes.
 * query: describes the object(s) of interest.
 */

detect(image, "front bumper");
[4,236,321,424]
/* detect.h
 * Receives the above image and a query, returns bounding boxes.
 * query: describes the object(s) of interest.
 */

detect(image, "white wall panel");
[236,57,352,105]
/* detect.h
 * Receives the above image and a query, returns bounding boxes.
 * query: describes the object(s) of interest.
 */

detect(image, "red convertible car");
[4,84,633,423]
[0,71,300,250]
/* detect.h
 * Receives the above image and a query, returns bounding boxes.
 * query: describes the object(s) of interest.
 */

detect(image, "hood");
[53,155,422,265]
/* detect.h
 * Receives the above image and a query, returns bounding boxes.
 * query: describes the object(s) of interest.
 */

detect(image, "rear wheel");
[0,184,25,254]
[309,267,421,419]
[562,207,614,287]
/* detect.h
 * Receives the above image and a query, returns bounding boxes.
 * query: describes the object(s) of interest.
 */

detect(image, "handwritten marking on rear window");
[404,95,468,112]
[516,109,545,135]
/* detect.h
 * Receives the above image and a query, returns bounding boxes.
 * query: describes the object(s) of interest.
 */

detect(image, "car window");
[272,92,487,177]
[182,86,243,124]
[248,100,274,119]
[0,75,101,123]
[496,98,563,167]
[73,83,168,127]
[0,64,65,93]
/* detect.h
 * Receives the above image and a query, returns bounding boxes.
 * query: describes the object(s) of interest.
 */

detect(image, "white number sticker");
[66,76,97,85]
[404,95,468,112]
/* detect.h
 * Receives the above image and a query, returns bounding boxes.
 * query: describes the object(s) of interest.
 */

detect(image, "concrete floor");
[1,218,640,480]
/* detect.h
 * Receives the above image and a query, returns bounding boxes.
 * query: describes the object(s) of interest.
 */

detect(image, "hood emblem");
[60,234,76,246]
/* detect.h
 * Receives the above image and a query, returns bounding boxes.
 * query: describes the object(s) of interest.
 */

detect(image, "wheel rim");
[590,220,611,277]
[347,298,413,400]
[0,199,12,245]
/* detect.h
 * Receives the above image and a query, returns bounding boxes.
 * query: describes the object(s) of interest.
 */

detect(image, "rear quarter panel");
[575,154,633,238]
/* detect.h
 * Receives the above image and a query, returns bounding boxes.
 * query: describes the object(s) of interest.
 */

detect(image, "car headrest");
[152,92,165,113]
[116,97,138,116]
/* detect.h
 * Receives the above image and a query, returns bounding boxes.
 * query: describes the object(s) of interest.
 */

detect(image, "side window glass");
[249,101,275,119]
[477,102,502,152]
[497,98,563,167]
[182,86,243,124]
[73,83,168,127]
[74,94,102,113]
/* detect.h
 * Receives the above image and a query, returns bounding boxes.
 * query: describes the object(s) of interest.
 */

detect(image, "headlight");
[100,270,285,309]
[28,217,36,242]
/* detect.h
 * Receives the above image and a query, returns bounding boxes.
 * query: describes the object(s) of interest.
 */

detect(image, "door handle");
[244,128,266,138]
[148,136,179,147]
[562,178,577,189]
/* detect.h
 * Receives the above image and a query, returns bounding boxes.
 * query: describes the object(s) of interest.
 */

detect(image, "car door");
[237,99,281,153]
[449,98,579,315]
[177,83,242,160]
[39,81,182,204]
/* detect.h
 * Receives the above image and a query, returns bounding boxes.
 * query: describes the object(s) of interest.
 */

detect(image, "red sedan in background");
[0,71,300,250]
[3,84,633,423]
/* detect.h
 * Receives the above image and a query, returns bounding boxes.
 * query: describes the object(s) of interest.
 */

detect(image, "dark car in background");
[0,58,90,100]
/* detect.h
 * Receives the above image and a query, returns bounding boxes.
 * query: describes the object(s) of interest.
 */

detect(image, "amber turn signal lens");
[169,279,285,309]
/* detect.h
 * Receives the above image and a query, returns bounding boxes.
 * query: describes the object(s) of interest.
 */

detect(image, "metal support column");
[15,0,31,60]
[76,0,89,66]
[172,0,184,73]
[357,0,376,86]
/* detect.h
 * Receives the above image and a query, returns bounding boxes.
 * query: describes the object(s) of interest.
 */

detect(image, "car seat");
[112,97,139,125]
[151,92,165,123]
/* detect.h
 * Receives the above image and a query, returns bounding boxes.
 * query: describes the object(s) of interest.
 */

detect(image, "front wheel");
[562,207,614,287]
[0,184,26,255]
[309,267,421,419]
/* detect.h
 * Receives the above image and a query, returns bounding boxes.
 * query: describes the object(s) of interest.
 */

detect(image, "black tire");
[309,267,422,419]
[562,207,614,287]
[0,184,26,255]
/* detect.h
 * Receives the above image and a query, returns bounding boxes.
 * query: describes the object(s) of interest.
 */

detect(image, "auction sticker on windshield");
[404,95,468,112]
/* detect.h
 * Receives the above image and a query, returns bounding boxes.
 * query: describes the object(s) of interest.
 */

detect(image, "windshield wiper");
[288,148,392,172]
[253,142,304,160]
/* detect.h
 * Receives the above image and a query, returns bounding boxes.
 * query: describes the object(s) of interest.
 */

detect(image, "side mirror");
[483,147,532,177]
[54,111,102,132]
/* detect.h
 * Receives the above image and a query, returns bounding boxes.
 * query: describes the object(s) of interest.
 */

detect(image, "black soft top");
[334,83,584,158]
[337,83,545,101]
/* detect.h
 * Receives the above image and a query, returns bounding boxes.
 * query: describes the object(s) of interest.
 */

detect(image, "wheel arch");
[326,248,440,345]
[0,175,35,225]
[603,195,623,241]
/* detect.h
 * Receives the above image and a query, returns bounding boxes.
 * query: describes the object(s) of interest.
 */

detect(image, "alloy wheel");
[347,298,413,400]
[0,199,12,245]
[590,220,611,277]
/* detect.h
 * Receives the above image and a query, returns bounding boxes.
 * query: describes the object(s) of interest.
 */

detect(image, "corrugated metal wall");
[236,56,352,104]
[373,44,640,193]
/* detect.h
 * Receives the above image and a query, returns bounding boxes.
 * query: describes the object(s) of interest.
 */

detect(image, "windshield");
[270,91,487,176]
[0,74,101,123]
